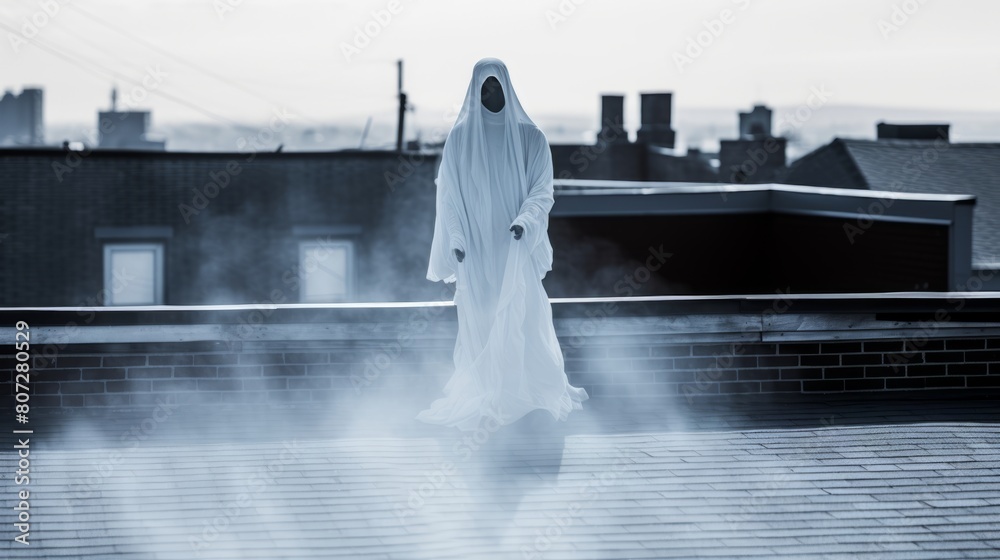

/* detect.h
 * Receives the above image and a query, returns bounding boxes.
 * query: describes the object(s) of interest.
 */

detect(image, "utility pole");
[396,59,406,152]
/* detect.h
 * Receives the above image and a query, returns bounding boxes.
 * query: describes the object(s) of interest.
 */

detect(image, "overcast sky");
[3,0,999,131]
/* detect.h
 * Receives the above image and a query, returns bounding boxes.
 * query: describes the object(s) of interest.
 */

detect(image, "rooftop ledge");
[2,293,1000,346]
[549,181,976,237]
[552,179,977,204]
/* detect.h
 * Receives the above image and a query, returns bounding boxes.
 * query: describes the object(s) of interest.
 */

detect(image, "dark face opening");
[480,76,505,113]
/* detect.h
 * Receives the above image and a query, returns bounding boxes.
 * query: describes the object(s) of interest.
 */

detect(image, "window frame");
[297,238,355,303]
[102,242,165,306]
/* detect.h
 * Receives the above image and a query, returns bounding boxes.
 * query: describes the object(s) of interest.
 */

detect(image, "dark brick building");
[783,125,1000,287]
[718,104,788,184]
[0,145,980,307]
[0,148,442,306]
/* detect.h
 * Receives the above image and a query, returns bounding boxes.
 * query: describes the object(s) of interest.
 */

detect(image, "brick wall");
[571,337,1000,398]
[8,341,451,409]
[4,322,998,409]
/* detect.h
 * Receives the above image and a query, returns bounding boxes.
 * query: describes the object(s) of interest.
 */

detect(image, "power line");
[23,8,254,124]
[18,10,157,86]
[0,19,254,130]
[66,3,321,126]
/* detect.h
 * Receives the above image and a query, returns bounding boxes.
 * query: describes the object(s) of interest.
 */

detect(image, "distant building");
[550,92,717,183]
[718,104,787,184]
[739,104,772,139]
[784,122,1000,287]
[0,87,44,146]
[97,89,166,151]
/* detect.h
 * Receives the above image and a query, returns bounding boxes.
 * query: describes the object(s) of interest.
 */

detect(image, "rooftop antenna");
[396,59,405,151]
[360,116,373,149]
[111,86,118,111]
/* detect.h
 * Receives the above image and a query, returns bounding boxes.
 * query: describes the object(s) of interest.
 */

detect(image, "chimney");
[739,104,772,140]
[637,92,675,148]
[598,94,627,144]
[876,122,950,142]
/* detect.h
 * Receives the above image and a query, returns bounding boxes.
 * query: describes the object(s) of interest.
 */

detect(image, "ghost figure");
[419,58,589,431]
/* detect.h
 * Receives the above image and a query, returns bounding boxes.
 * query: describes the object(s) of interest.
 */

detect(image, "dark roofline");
[833,138,871,188]
[790,137,1000,166]
[786,138,836,168]
[3,292,1000,326]
[787,136,1000,190]
[0,147,439,159]
[550,181,975,218]
[838,138,1000,148]
[785,138,869,187]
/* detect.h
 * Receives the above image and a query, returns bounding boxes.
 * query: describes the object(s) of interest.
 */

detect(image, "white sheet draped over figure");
[418,58,589,432]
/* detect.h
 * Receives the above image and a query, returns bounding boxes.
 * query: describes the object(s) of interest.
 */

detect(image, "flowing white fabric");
[419,58,588,432]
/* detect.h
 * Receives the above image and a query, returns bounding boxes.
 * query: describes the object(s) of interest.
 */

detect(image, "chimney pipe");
[637,92,675,148]
[876,122,949,142]
[598,94,627,144]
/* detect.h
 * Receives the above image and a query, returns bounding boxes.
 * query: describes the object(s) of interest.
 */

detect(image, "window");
[103,243,164,305]
[298,239,353,302]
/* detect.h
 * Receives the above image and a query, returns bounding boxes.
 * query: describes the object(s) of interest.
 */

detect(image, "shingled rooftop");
[2,394,1000,559]
[783,139,1000,272]
[2,296,1000,558]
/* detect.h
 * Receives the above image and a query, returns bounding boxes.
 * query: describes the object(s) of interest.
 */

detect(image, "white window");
[298,239,353,302]
[103,243,164,305]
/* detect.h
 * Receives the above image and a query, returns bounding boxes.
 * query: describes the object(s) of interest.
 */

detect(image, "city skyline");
[2,0,999,136]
